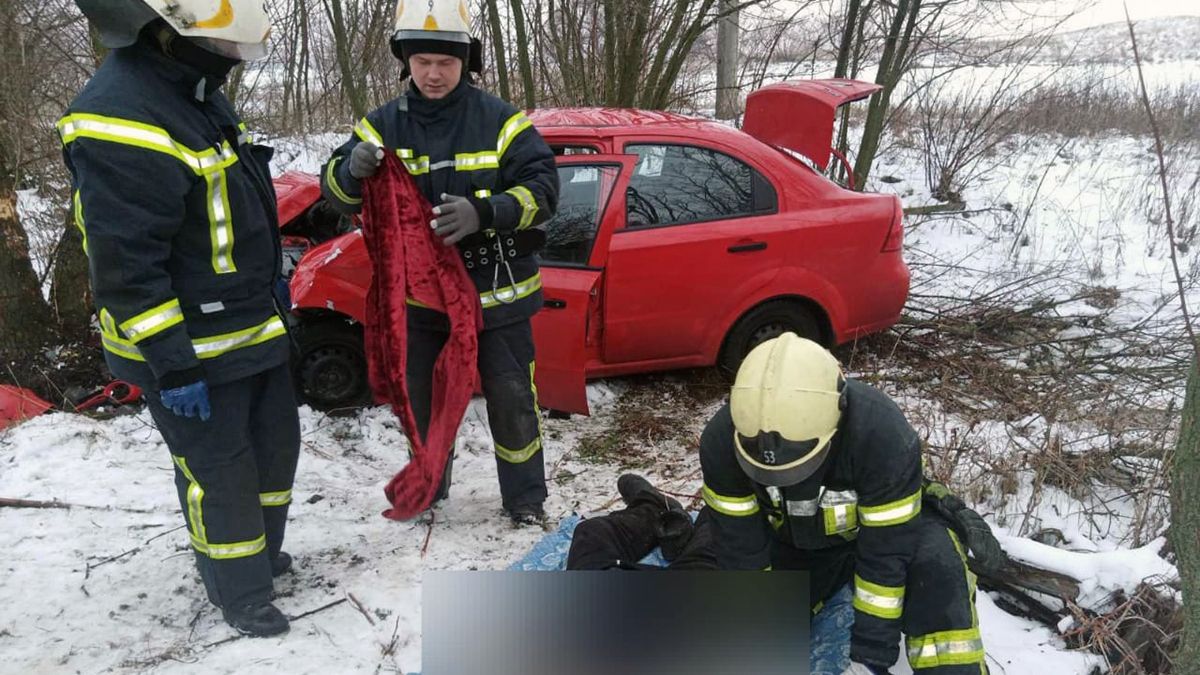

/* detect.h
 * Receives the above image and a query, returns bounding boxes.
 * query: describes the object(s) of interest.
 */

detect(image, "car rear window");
[624,143,776,227]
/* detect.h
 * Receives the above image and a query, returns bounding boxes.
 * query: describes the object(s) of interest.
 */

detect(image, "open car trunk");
[742,79,882,171]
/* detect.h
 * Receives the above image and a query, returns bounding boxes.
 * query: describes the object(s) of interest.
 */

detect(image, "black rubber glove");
[925,480,1007,574]
[432,193,482,246]
[349,141,384,179]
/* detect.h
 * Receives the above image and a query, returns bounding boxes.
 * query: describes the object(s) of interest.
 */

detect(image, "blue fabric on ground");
[506,513,671,570]
[811,584,855,674]
[509,516,857,673]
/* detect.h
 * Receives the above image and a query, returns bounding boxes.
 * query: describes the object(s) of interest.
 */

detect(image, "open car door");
[742,79,882,171]
[532,155,634,415]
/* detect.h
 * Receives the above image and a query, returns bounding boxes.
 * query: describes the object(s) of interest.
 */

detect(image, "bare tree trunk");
[853,0,921,190]
[485,0,512,101]
[715,0,740,119]
[833,0,860,79]
[1174,360,1200,670]
[507,0,536,108]
[0,180,54,354]
[325,0,368,119]
[49,209,91,340]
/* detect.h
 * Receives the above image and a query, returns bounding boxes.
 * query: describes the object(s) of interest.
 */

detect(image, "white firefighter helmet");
[729,333,846,486]
[392,0,473,45]
[75,0,271,60]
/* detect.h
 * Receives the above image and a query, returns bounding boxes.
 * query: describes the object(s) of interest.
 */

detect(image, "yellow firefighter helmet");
[730,333,846,486]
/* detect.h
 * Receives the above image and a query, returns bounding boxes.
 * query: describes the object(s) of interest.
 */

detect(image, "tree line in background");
[0,0,1084,360]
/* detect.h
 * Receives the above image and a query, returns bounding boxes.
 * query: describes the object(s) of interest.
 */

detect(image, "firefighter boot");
[270,552,292,577]
[507,502,545,526]
[617,474,693,560]
[223,601,290,637]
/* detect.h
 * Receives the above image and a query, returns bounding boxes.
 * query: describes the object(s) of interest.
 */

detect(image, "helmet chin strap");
[152,24,240,81]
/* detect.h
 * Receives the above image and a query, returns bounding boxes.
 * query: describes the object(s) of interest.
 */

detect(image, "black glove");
[432,193,482,246]
[925,480,1007,575]
[349,141,384,179]
[655,508,694,561]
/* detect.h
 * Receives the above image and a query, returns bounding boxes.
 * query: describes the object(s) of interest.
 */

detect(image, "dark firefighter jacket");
[57,43,289,391]
[699,379,925,667]
[320,79,559,329]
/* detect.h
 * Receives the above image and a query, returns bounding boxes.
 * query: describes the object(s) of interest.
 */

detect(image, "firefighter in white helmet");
[700,333,1001,673]
[60,0,300,636]
[321,0,559,525]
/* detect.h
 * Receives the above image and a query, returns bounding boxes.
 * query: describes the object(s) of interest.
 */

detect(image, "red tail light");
[882,198,904,252]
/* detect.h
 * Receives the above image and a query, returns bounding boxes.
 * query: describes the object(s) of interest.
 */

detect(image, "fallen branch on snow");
[0,496,159,513]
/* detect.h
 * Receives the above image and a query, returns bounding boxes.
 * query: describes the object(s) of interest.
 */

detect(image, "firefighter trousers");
[899,516,988,673]
[147,364,301,609]
[407,317,547,511]
[777,514,987,674]
[567,506,719,571]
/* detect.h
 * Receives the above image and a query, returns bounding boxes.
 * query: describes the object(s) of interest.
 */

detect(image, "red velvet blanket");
[360,154,482,520]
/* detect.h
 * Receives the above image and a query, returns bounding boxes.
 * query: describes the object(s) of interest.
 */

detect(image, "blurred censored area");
[424,571,810,675]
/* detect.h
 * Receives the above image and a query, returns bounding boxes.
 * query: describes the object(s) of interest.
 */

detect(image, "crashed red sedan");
[279,79,909,415]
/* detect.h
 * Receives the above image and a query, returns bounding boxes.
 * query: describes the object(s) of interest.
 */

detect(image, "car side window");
[624,143,776,227]
[538,164,621,266]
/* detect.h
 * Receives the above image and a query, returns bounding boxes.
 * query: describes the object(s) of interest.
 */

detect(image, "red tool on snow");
[0,385,54,431]
[361,153,482,520]
[70,380,143,413]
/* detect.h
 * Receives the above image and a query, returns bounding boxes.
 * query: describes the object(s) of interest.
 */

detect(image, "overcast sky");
[1062,0,1200,30]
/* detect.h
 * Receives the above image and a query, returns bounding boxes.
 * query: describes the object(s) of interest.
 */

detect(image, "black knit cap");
[391,37,469,63]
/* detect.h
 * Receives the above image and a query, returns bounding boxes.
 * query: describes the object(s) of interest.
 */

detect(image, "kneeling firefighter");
[319,0,559,524]
[61,0,301,636]
[700,333,1004,674]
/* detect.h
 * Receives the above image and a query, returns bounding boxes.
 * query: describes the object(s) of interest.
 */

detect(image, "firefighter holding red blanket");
[320,0,559,525]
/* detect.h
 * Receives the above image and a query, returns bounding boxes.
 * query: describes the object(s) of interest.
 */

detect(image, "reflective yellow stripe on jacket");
[497,111,533,160]
[99,310,286,363]
[853,574,905,620]
[505,185,539,230]
[702,484,760,517]
[57,113,240,274]
[118,298,184,344]
[857,489,922,527]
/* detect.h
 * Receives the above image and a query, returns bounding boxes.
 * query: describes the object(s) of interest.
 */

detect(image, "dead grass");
[574,369,726,471]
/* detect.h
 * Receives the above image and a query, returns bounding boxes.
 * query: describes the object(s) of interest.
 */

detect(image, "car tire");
[292,318,371,411]
[719,301,823,374]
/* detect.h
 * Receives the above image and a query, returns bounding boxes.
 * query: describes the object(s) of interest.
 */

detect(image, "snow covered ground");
[1,385,1106,675]
[7,66,1198,675]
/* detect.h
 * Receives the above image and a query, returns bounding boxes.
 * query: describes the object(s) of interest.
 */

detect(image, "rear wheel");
[718,301,823,374]
[292,318,370,411]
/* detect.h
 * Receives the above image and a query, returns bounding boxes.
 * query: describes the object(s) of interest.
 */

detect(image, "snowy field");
[5,59,1199,675]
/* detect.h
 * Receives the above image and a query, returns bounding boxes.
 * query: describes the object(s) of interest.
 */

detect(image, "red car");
[279,79,909,415]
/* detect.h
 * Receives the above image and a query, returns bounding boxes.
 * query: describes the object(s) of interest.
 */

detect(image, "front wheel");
[292,318,371,411]
[718,301,823,374]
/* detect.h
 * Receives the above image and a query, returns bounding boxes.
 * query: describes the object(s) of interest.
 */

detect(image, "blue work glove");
[274,277,293,312]
[160,381,212,421]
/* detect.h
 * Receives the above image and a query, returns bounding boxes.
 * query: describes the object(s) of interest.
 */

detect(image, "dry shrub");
[1063,581,1182,674]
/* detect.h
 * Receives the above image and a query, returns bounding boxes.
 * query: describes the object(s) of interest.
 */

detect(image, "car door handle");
[544,299,567,309]
[727,241,767,253]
